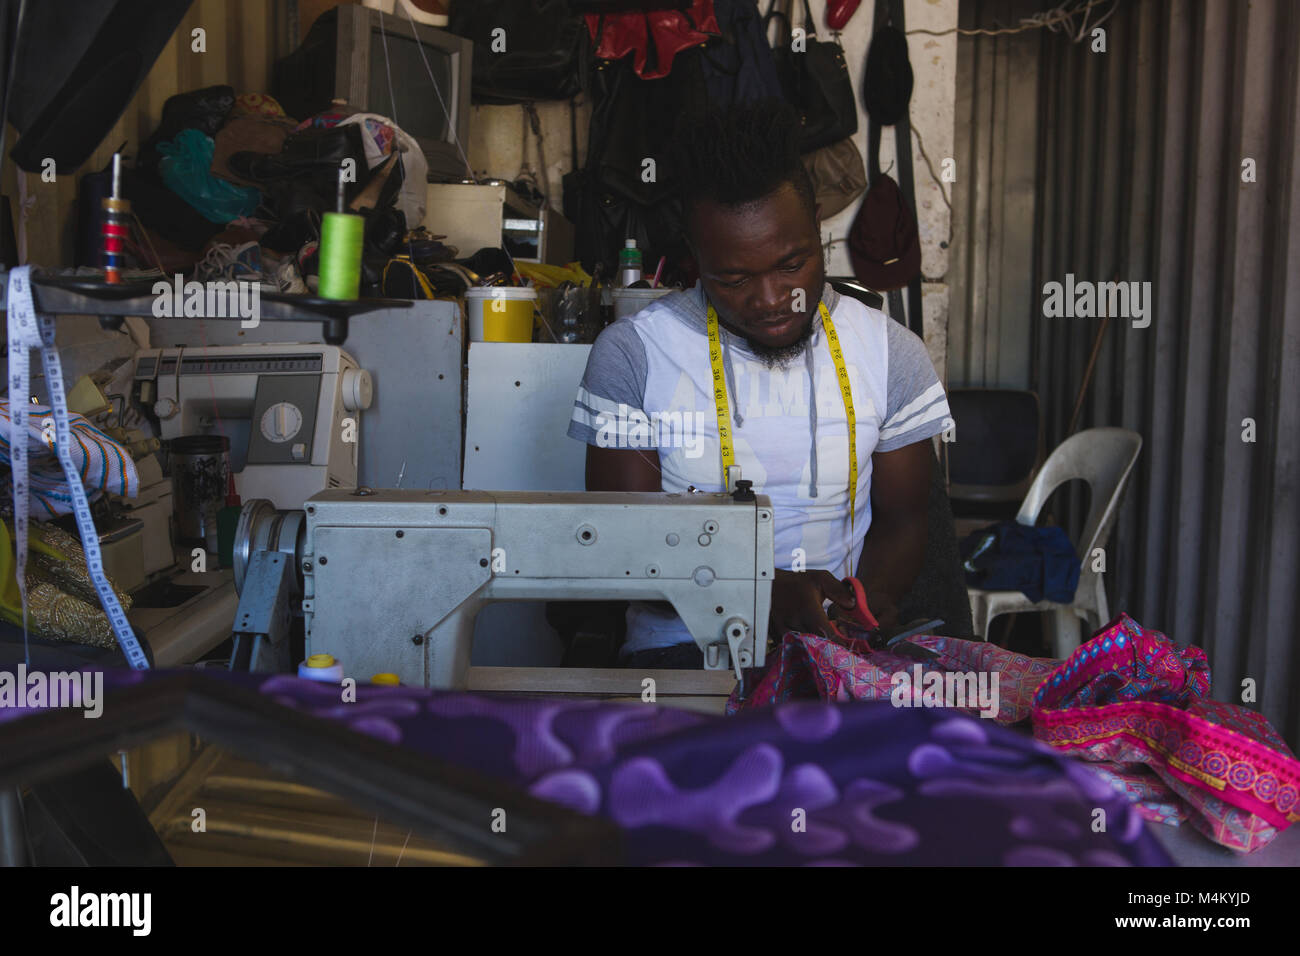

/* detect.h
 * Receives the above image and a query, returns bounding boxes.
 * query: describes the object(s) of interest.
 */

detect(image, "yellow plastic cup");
[464,287,537,342]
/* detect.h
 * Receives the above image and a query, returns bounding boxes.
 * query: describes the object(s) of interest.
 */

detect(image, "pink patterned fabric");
[728,631,1056,725]
[1031,614,1300,853]
[1087,763,1188,826]
[732,613,1300,853]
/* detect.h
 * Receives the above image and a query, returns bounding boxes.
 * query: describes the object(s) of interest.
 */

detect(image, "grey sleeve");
[566,318,652,445]
[876,319,951,452]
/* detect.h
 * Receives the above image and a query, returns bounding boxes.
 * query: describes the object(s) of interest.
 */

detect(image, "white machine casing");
[300,488,775,689]
[136,343,372,510]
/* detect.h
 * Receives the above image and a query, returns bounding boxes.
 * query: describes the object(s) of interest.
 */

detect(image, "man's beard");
[745,316,816,368]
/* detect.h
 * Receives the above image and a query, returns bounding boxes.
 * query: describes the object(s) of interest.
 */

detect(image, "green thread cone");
[319,212,364,300]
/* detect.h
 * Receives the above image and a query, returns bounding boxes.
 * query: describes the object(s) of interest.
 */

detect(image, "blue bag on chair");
[961,521,1081,604]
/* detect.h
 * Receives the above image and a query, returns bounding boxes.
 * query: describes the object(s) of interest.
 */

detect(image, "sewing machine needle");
[395,459,406,489]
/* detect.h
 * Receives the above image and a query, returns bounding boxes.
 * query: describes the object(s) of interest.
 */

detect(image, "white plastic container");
[612,286,672,321]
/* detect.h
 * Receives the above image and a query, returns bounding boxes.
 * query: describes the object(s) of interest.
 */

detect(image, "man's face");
[688,182,824,359]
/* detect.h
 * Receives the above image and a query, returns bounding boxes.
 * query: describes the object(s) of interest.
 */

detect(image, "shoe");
[263,251,308,294]
[194,240,262,283]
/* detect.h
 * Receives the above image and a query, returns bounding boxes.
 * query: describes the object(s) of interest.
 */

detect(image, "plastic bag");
[139,84,235,172]
[157,129,261,224]
[335,113,429,228]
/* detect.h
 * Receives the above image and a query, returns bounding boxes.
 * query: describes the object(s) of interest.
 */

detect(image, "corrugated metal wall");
[949,0,1041,388]
[951,0,1300,747]
[3,0,290,267]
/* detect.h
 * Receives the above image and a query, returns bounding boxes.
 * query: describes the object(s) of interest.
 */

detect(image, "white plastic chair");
[966,427,1142,659]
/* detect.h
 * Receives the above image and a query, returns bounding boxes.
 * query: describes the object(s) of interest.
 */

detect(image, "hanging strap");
[868,0,924,338]
[889,0,923,339]
[798,0,817,34]
[570,95,579,170]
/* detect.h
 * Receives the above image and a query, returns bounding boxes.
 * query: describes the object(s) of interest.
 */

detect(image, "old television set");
[273,6,472,183]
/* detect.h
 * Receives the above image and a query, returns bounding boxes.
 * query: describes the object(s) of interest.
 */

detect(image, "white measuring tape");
[7,266,149,669]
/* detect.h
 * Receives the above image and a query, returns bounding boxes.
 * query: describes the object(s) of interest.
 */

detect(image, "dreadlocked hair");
[668,98,817,233]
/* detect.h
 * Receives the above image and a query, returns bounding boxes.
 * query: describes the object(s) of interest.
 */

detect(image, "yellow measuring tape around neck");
[706,300,858,534]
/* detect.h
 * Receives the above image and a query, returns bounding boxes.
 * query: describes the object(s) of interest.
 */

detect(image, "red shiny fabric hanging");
[585,1,720,79]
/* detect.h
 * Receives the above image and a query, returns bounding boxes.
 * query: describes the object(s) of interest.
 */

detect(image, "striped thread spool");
[101,197,130,284]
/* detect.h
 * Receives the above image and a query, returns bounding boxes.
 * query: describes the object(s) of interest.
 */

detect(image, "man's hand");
[826,586,899,631]
[770,569,856,640]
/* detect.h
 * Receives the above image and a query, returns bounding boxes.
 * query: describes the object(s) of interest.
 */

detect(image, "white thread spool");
[298,654,344,682]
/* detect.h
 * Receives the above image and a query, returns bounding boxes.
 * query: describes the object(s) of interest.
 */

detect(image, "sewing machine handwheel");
[234,500,305,597]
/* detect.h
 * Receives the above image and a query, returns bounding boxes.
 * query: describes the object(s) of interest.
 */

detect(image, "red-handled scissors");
[826,576,879,642]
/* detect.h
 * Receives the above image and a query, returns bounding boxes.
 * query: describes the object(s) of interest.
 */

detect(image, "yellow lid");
[305,654,336,668]
[371,673,401,686]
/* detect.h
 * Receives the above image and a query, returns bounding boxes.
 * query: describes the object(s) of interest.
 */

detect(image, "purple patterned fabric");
[0,668,1173,866]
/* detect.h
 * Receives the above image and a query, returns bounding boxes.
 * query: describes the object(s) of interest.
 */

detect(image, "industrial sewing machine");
[133,344,373,510]
[230,485,775,688]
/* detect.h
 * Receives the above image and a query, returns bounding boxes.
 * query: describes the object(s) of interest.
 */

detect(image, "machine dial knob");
[260,401,303,443]
[342,368,373,411]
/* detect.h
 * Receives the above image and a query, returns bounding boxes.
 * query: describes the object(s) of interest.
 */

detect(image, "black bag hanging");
[590,47,692,208]
[448,0,588,105]
[564,2,788,281]
[764,0,858,153]
[863,13,913,125]
[561,57,686,279]
[585,0,782,208]
[695,0,786,107]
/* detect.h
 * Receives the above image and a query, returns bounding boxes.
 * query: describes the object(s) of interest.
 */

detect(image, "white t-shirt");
[568,282,950,654]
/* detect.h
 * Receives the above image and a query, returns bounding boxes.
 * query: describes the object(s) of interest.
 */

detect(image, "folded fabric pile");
[1033,615,1298,853]
[733,614,1299,853]
[102,86,431,297]
[2,521,134,647]
[0,399,139,516]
